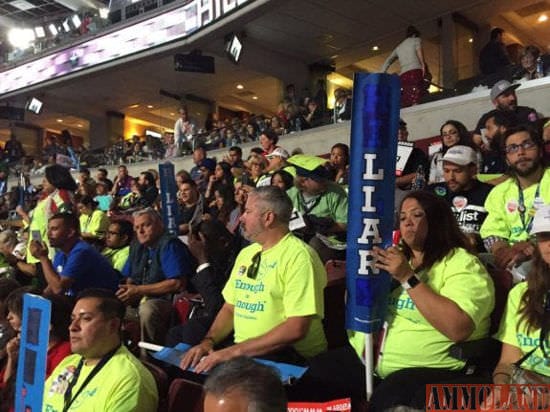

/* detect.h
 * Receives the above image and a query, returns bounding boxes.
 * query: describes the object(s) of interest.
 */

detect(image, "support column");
[88,111,124,150]
[441,14,457,89]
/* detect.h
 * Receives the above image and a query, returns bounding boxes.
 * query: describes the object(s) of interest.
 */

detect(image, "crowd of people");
[0,67,549,411]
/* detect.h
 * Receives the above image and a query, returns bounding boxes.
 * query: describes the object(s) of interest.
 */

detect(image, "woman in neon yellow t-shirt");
[289,191,494,411]
[21,165,76,269]
[76,195,110,241]
[493,205,550,385]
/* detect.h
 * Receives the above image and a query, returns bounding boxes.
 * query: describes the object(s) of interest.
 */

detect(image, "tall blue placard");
[345,73,400,334]
[159,162,180,235]
[15,294,52,412]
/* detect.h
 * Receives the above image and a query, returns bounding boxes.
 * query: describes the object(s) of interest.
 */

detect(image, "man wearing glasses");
[480,126,550,269]
[179,186,327,373]
[102,220,133,272]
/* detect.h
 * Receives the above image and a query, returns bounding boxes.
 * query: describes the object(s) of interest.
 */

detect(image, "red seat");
[168,378,204,412]
[142,359,169,412]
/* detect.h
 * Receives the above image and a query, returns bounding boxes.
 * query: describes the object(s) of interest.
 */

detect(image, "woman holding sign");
[289,191,495,411]
[365,191,494,410]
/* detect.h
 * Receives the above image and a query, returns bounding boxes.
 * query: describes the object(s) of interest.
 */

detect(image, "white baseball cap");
[530,205,550,235]
[442,145,477,166]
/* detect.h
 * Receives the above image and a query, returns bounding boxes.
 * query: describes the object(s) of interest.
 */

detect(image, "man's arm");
[30,241,74,294]
[116,278,183,304]
[194,315,313,373]
[179,302,235,370]
[134,278,182,296]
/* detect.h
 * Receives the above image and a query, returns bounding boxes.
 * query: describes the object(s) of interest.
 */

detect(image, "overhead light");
[128,104,140,109]
[170,112,175,116]
[34,26,46,38]
[62,19,71,33]
[56,119,63,123]
[538,14,548,23]
[147,105,154,108]
[372,46,379,51]
[252,96,258,100]
[71,14,82,28]
[77,124,83,128]
[7,28,35,49]
[236,84,244,89]
[48,23,58,36]
[468,37,473,43]
[99,8,109,19]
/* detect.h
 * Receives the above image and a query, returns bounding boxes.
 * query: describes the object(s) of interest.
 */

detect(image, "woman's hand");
[6,335,20,360]
[373,246,414,282]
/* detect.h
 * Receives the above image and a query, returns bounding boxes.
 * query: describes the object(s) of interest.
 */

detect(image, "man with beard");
[473,80,538,145]
[428,145,493,252]
[102,220,133,272]
[179,186,327,374]
[136,171,158,209]
[29,213,119,296]
[480,126,550,269]
[481,110,515,174]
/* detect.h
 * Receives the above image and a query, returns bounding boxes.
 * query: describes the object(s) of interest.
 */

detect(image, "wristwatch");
[401,274,420,290]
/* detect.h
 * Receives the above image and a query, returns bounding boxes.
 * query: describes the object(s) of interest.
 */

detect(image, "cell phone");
[480,128,489,146]
[31,230,41,242]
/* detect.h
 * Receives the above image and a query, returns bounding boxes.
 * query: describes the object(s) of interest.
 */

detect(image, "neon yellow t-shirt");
[349,248,495,378]
[27,190,73,264]
[102,245,130,272]
[495,282,550,377]
[480,168,550,245]
[43,345,158,412]
[222,232,327,358]
[79,209,109,238]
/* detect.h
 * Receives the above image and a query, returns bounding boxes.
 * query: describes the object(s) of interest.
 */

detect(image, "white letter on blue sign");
[357,218,382,244]
[361,186,376,212]
[362,154,384,180]
[358,250,380,275]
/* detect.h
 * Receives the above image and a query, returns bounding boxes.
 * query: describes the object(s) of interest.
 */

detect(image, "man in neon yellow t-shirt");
[180,186,327,373]
[480,126,550,269]
[43,289,158,412]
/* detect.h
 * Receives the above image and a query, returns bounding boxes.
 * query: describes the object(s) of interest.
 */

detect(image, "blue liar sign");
[345,73,400,334]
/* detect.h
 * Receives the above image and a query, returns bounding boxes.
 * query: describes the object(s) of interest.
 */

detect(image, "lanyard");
[63,345,120,412]
[516,180,541,234]
[298,192,321,216]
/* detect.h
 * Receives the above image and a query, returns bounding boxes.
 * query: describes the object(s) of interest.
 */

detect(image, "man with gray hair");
[118,208,193,344]
[203,357,287,412]
[180,186,327,373]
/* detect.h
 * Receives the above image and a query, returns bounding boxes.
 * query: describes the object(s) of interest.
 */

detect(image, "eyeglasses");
[504,139,537,154]
[247,251,261,279]
[441,130,458,137]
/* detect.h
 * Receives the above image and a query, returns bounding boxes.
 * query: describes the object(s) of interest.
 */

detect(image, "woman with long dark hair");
[493,205,550,383]
[289,191,495,410]
[18,165,76,274]
[429,120,480,184]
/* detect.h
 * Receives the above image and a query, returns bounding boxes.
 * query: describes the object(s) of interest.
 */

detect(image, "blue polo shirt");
[121,237,192,283]
[53,240,120,296]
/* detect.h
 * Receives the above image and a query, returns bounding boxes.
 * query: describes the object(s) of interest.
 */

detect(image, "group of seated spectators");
[1,69,550,411]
